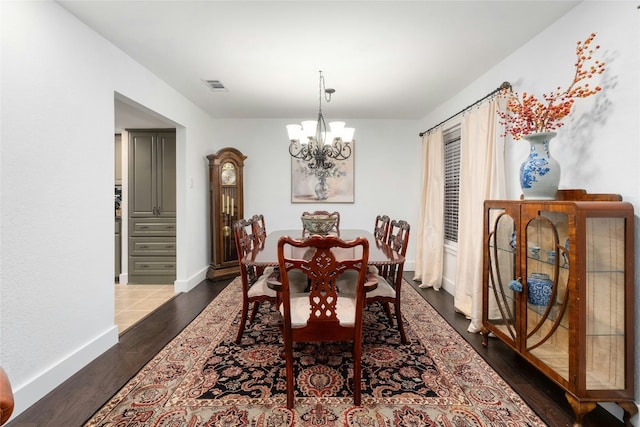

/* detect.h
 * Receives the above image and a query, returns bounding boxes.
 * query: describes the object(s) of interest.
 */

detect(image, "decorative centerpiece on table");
[499,33,606,200]
[301,213,338,235]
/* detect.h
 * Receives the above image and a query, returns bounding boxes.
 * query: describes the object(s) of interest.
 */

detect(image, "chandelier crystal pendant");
[287,71,355,170]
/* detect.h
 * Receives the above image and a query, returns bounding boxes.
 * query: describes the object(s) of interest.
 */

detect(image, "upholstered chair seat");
[362,275,395,299]
[285,295,358,328]
[246,273,278,299]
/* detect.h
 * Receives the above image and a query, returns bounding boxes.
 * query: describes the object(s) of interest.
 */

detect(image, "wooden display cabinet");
[207,147,246,280]
[481,190,635,426]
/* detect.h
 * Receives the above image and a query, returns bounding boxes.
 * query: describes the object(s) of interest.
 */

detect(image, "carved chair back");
[277,234,369,408]
[250,214,267,248]
[373,214,391,242]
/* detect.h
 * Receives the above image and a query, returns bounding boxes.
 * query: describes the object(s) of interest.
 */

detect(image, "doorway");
[114,95,178,334]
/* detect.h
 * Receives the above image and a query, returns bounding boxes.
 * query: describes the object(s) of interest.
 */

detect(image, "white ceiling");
[58,0,580,127]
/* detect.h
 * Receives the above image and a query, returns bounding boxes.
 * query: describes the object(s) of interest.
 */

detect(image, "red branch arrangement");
[499,33,606,140]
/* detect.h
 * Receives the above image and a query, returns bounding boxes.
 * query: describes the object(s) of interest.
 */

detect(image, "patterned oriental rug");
[85,278,546,427]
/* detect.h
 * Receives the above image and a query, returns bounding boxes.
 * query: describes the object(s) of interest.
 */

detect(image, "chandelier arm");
[289,140,312,161]
[328,141,352,160]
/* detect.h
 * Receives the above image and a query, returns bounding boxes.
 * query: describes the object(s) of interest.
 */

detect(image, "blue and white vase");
[520,132,560,200]
[527,273,553,306]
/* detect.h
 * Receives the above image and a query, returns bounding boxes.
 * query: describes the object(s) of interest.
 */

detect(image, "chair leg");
[235,300,250,344]
[353,342,362,406]
[382,302,393,324]
[394,302,408,344]
[285,339,295,409]
[249,301,260,323]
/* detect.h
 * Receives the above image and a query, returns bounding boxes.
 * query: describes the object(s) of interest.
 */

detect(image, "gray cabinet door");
[156,132,176,217]
[129,131,175,217]
[129,132,156,217]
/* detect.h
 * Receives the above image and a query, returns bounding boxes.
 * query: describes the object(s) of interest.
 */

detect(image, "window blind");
[444,127,461,243]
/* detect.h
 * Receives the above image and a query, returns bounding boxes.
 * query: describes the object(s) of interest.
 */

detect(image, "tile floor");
[114,283,178,334]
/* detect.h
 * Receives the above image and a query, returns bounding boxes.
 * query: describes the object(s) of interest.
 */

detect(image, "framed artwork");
[291,142,354,203]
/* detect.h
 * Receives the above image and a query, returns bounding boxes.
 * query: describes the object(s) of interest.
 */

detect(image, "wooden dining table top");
[243,229,404,267]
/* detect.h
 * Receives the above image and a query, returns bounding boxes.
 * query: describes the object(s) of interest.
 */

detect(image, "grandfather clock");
[207,147,246,280]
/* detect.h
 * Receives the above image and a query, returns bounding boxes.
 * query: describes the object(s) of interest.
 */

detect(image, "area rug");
[85,278,546,426]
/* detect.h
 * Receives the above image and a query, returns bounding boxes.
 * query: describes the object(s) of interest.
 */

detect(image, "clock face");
[221,162,237,185]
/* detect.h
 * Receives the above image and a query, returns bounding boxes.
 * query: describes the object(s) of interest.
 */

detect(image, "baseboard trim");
[174,266,208,293]
[11,325,119,418]
[441,276,455,295]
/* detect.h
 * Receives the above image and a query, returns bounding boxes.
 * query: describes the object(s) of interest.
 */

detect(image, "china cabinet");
[207,148,246,280]
[482,190,635,426]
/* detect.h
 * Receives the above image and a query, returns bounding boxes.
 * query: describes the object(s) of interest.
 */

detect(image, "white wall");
[0,1,216,417]
[212,118,422,265]
[423,1,639,204]
[421,1,640,421]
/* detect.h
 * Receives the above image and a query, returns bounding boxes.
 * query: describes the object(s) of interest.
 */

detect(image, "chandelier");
[286,71,355,170]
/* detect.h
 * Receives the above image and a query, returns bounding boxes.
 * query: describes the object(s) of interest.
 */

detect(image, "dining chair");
[250,214,267,248]
[370,214,391,278]
[369,215,391,276]
[373,214,391,242]
[366,219,410,344]
[301,210,340,234]
[233,218,278,344]
[277,234,370,409]
[248,214,269,277]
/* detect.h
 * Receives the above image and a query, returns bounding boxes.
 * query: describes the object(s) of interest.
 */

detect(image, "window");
[443,127,461,243]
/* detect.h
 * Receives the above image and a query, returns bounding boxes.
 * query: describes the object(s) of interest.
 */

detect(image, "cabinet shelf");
[481,190,635,426]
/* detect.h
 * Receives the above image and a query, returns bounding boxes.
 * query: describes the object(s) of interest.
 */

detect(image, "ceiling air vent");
[203,79,228,92]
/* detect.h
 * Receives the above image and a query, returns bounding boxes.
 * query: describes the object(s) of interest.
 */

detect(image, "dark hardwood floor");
[7,277,232,427]
[7,273,622,427]
[404,274,624,427]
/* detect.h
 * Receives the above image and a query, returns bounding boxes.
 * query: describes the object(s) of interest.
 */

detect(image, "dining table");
[243,229,404,268]
[243,229,404,294]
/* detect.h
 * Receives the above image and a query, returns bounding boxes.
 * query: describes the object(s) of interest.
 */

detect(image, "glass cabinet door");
[584,217,626,391]
[524,210,570,382]
[486,208,518,345]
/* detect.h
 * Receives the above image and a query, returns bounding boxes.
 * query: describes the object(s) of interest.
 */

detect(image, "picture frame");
[290,142,354,203]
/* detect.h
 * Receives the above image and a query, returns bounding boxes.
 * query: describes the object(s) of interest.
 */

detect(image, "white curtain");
[414,128,444,289]
[454,97,506,333]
